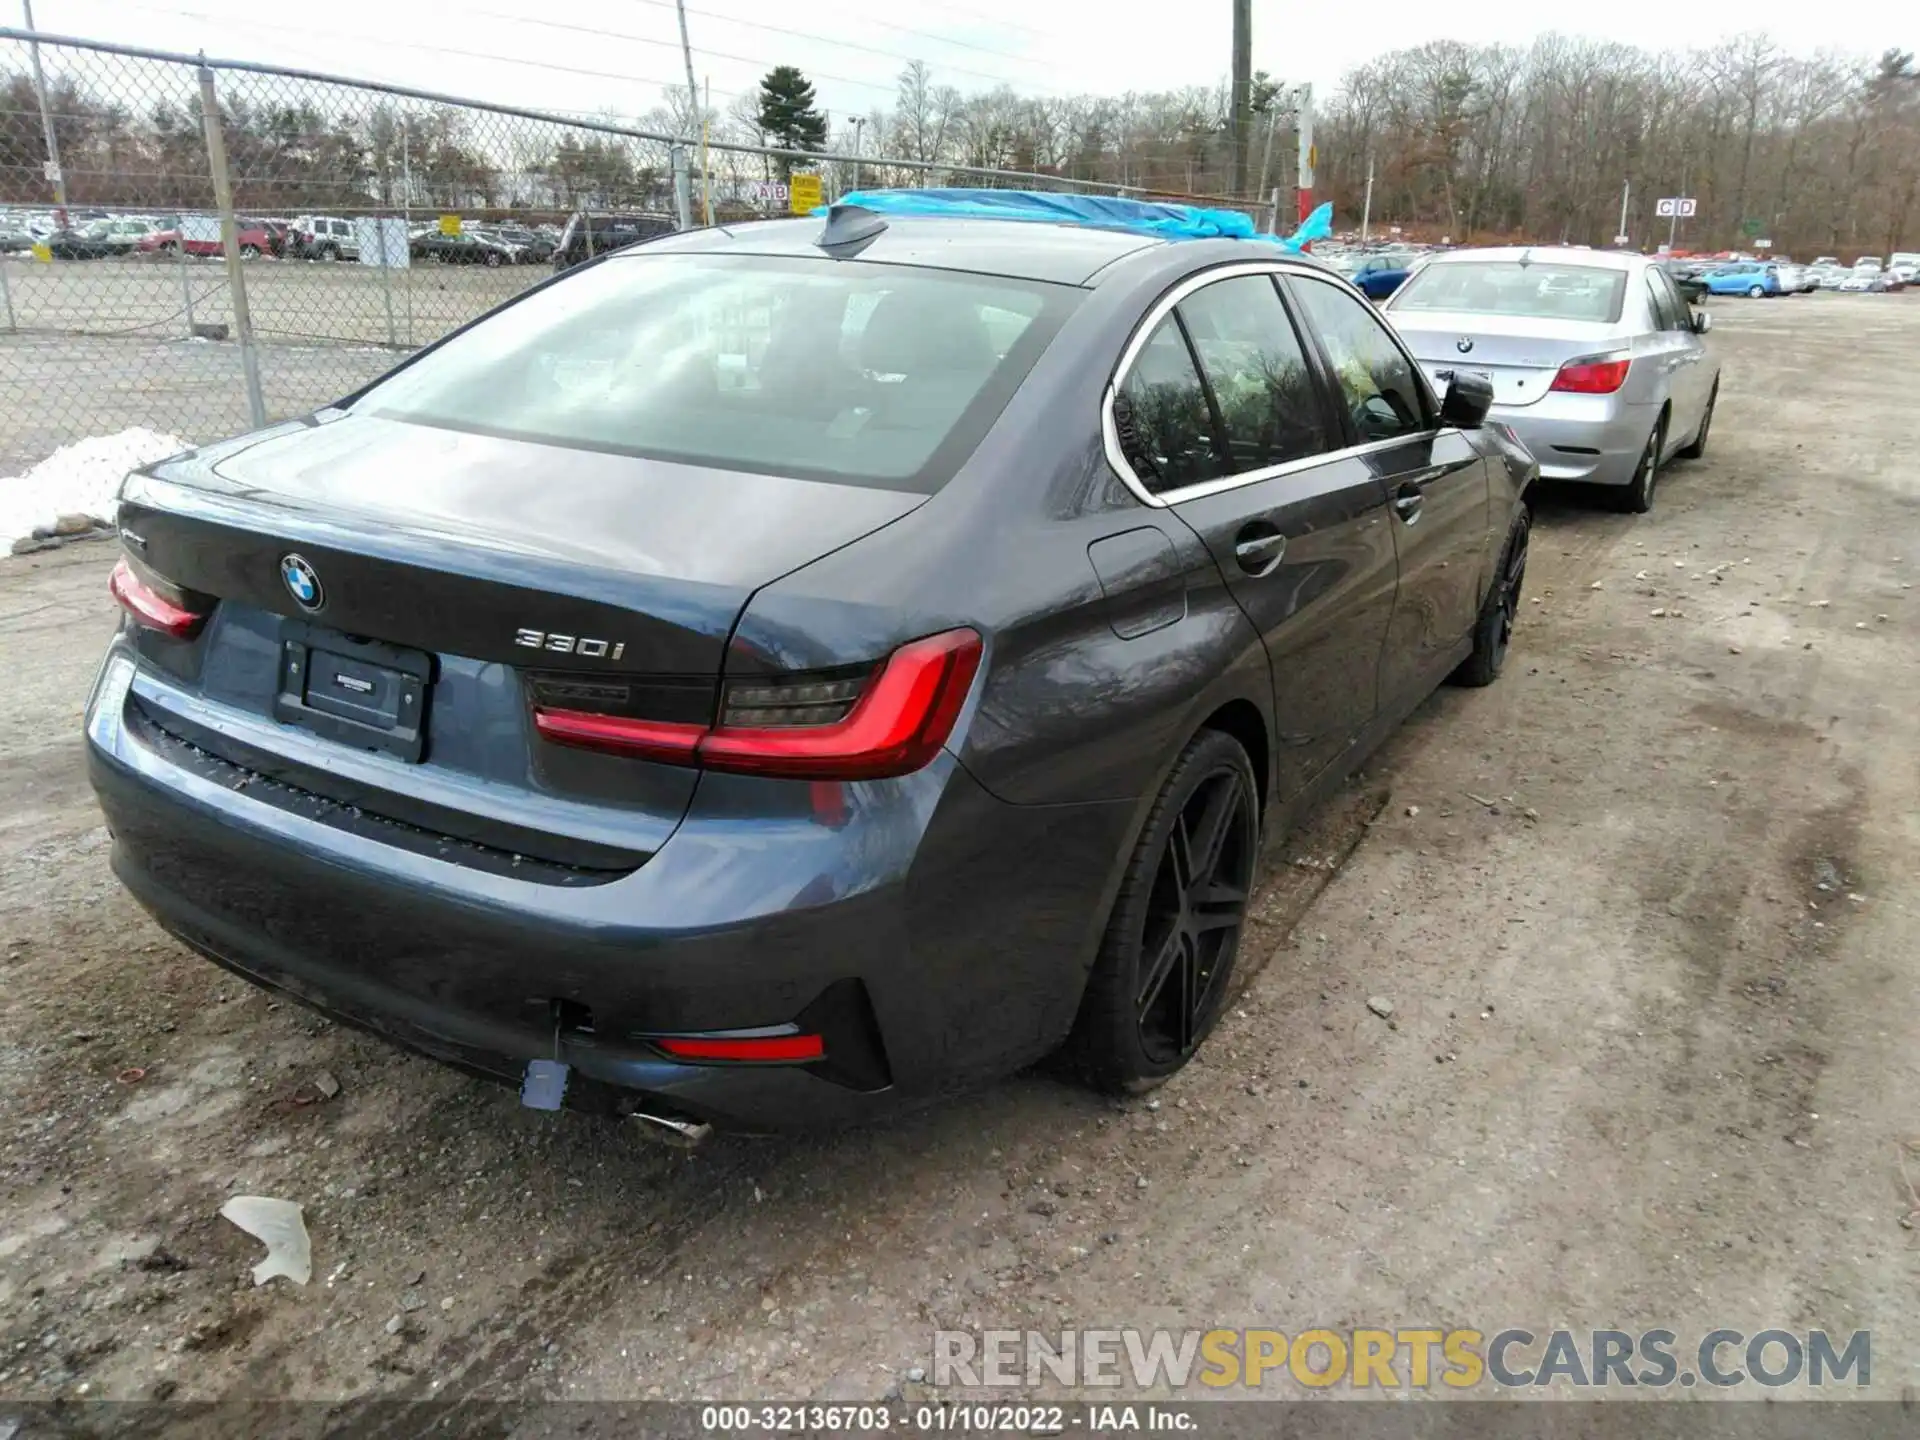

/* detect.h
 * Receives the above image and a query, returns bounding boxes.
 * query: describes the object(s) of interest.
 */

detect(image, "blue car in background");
[1701,262,1780,298]
[1349,251,1420,299]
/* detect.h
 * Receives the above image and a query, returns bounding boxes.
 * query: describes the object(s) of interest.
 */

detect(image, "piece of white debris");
[1650,608,1667,617]
[219,1196,312,1286]
[1728,645,1741,654]
[1589,581,1603,590]
[1405,805,1420,818]
[1813,600,1830,607]
[1366,997,1395,1019]
[1634,570,1649,580]
[1876,614,1889,622]
[1855,622,1868,630]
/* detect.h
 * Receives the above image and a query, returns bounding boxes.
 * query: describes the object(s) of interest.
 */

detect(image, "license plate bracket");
[274,621,433,763]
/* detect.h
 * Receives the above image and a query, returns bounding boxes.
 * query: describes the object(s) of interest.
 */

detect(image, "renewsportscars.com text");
[932,1327,1870,1390]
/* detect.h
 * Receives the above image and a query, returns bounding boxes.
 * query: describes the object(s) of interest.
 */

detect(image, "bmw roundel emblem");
[1456,336,1475,354]
[280,553,324,611]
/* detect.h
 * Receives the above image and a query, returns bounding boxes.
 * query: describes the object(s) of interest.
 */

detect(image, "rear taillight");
[1549,354,1632,394]
[532,627,982,781]
[109,557,208,639]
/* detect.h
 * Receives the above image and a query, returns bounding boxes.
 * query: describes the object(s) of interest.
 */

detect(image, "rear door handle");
[1232,526,1286,577]
[1393,484,1423,524]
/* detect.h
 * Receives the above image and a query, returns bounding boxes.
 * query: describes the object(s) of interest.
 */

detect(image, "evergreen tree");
[756,66,828,178]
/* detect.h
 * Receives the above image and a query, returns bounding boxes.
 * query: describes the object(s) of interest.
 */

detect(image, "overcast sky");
[24,0,1906,131]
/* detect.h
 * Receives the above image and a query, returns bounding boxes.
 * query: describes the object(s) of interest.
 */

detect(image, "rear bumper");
[1494,395,1658,487]
[86,647,1134,1132]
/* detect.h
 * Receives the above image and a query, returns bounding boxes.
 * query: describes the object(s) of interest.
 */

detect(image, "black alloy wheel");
[1135,765,1257,1064]
[1064,729,1260,1091]
[1452,508,1529,687]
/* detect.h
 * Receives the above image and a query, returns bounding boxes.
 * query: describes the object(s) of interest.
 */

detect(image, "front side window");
[1646,271,1687,330]
[356,252,1078,493]
[1290,277,1430,443]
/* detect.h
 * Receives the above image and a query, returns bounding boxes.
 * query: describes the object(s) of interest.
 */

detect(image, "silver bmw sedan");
[1382,247,1720,513]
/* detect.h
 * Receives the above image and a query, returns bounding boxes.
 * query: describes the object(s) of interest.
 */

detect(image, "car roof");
[630,214,1177,286]
[1419,245,1645,272]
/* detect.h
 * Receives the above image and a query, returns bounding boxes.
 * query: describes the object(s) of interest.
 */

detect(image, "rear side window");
[356,253,1079,492]
[1175,274,1329,471]
[1289,277,1430,443]
[1116,319,1221,493]
[1390,260,1628,324]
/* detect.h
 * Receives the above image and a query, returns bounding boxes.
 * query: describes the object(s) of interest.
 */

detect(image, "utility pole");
[849,116,866,192]
[1618,179,1630,245]
[673,0,700,139]
[22,0,68,229]
[1361,151,1375,243]
[1294,83,1313,227]
[1228,0,1251,196]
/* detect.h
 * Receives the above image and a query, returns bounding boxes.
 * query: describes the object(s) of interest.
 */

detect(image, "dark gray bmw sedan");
[85,202,1536,1137]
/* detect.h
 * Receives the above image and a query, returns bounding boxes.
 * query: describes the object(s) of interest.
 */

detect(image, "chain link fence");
[0,28,1273,475]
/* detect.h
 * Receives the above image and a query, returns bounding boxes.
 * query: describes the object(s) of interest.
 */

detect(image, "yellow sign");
[438,214,462,236]
[30,241,51,263]
[789,173,823,216]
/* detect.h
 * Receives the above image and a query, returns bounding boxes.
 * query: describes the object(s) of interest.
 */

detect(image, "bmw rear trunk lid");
[110,412,924,871]
[1387,311,1626,409]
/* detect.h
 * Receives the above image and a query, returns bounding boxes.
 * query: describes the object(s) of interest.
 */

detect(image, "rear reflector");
[653,1032,825,1063]
[109,557,207,639]
[1549,355,1632,394]
[533,627,982,782]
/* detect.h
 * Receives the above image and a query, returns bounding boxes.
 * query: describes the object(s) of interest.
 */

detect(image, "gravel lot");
[0,295,1916,1410]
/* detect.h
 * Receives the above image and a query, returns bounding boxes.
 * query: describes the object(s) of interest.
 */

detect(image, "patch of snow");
[1,428,189,551]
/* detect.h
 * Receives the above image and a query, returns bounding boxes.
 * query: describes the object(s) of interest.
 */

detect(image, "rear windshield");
[1390,261,1627,323]
[355,252,1077,492]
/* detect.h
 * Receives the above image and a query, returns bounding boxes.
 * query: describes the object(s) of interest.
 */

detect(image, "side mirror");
[1692,310,1712,335]
[1439,370,1494,429]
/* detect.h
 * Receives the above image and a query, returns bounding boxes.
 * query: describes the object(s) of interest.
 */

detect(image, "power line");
[461,7,903,98]
[95,2,752,104]
[628,0,1049,78]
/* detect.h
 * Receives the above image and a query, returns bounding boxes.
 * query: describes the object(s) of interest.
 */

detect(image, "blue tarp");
[814,189,1334,253]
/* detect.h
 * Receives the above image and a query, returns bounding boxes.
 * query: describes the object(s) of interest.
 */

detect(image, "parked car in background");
[550,211,677,271]
[44,224,119,260]
[1810,255,1840,268]
[287,215,360,261]
[1769,260,1810,293]
[1383,246,1718,514]
[137,218,275,259]
[411,229,518,266]
[1702,262,1780,297]
[87,201,1538,1134]
[486,223,554,263]
[1347,250,1421,300]
[1655,260,1708,304]
[1852,257,1883,274]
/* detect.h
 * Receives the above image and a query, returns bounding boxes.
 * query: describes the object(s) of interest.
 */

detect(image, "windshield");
[1389,261,1627,323]
[355,252,1078,492]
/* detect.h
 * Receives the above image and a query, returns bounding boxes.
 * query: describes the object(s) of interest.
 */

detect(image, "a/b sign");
[1655,197,1698,218]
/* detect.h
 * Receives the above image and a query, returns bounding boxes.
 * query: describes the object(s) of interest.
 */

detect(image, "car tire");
[1619,415,1666,514]
[1676,383,1716,460]
[1450,507,1530,688]
[240,244,260,259]
[484,250,502,267]
[1747,285,1764,298]
[1061,728,1260,1094]
[318,245,338,262]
